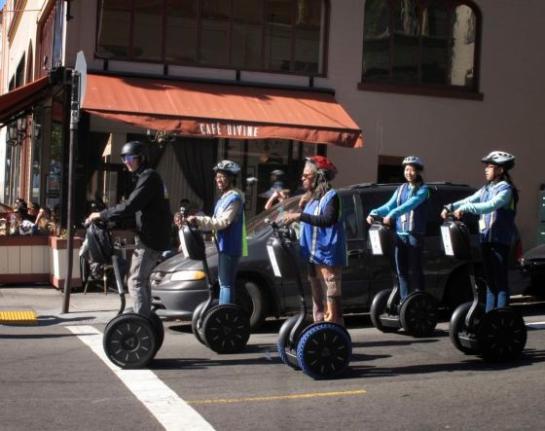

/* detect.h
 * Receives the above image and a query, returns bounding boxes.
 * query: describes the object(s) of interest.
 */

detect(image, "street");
[2,296,545,431]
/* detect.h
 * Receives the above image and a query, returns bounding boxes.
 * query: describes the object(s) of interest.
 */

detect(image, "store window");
[361,0,481,97]
[96,0,329,75]
[220,139,316,215]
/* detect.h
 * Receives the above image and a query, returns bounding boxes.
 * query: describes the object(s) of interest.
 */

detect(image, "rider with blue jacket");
[187,160,246,305]
[441,151,518,312]
[367,156,431,302]
[283,156,347,325]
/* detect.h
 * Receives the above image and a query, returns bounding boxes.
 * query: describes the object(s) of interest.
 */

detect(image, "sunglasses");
[121,154,139,163]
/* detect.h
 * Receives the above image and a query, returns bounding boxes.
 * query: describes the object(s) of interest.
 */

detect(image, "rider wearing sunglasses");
[86,140,171,317]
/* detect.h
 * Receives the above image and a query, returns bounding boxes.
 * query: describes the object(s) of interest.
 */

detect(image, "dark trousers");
[481,242,510,312]
[394,233,425,301]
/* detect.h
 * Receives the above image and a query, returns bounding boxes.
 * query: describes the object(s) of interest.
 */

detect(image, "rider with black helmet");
[86,140,171,317]
[185,160,246,304]
[441,151,519,311]
[367,156,431,302]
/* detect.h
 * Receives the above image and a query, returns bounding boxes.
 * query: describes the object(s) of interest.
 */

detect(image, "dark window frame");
[360,0,483,100]
[94,0,330,77]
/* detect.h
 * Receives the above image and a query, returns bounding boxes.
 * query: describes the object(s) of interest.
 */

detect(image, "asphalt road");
[2,303,545,431]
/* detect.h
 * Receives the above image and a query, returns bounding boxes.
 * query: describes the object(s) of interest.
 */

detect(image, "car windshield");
[246,196,300,237]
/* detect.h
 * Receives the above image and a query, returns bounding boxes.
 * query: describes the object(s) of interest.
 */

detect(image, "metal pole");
[62,70,80,314]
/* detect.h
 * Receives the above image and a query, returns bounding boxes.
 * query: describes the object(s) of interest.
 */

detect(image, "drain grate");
[0,310,38,325]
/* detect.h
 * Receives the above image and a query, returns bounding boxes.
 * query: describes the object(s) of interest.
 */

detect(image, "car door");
[339,192,371,309]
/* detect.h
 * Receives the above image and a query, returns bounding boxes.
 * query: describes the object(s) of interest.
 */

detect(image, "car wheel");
[236,279,269,331]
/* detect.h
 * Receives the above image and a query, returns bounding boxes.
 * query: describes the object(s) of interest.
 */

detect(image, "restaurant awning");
[82,74,363,148]
[0,76,51,125]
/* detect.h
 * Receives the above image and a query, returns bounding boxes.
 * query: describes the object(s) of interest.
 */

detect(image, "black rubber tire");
[103,313,157,369]
[449,302,481,355]
[477,308,527,362]
[148,312,165,354]
[370,289,398,333]
[191,300,216,345]
[277,314,302,367]
[296,323,352,379]
[400,292,438,337]
[236,279,268,331]
[202,304,250,354]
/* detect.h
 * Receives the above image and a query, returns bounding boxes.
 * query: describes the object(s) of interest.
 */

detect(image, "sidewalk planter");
[49,236,83,289]
[0,236,50,284]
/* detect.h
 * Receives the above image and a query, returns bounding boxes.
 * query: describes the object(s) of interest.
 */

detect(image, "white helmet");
[402,155,424,170]
[481,151,515,170]
[213,160,241,176]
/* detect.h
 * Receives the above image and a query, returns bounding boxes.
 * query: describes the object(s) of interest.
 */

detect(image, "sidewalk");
[0,284,128,326]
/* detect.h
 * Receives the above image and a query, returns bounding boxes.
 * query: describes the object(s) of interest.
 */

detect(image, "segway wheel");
[148,312,165,354]
[103,313,157,369]
[277,314,304,368]
[370,289,398,333]
[202,305,250,354]
[296,323,351,379]
[400,292,438,337]
[449,302,481,355]
[191,300,216,345]
[477,308,527,362]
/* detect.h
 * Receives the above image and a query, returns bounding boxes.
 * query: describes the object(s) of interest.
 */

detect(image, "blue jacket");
[370,183,430,235]
[451,181,516,245]
[300,189,347,267]
[214,190,244,256]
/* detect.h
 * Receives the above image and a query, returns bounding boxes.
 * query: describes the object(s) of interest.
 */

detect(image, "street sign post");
[62,51,87,313]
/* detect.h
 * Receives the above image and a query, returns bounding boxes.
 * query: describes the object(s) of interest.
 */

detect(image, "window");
[361,0,481,97]
[96,0,329,75]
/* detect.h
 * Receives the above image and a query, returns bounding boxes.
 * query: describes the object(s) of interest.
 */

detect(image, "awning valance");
[0,76,50,125]
[82,74,363,148]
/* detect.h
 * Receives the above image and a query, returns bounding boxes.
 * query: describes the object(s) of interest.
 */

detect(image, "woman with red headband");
[283,155,347,325]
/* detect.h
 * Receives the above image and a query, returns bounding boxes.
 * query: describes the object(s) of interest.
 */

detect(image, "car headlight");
[170,270,207,282]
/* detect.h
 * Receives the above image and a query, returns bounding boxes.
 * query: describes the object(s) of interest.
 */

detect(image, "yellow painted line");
[188,389,367,405]
[0,310,38,325]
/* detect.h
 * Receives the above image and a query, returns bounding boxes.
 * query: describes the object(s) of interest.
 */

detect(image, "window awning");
[82,74,363,148]
[0,76,51,125]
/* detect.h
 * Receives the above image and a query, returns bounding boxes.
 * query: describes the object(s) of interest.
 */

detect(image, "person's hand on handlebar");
[85,212,102,226]
[440,208,449,220]
[282,211,301,225]
[366,215,374,225]
[382,216,392,226]
[453,209,464,219]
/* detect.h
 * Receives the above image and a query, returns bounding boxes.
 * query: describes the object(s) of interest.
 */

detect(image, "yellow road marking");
[0,310,38,325]
[188,389,366,405]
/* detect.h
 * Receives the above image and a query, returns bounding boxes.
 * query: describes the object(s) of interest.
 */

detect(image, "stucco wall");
[327,0,545,248]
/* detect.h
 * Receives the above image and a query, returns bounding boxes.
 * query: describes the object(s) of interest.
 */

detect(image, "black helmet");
[213,160,241,176]
[481,151,515,170]
[121,141,146,159]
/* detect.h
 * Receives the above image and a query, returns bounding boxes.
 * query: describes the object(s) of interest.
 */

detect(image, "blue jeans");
[481,242,510,312]
[218,253,240,304]
[394,233,425,301]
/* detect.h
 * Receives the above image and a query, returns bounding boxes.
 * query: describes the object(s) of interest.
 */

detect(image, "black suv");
[151,182,479,329]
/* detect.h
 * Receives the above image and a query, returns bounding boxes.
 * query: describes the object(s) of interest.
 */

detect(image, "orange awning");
[82,74,363,148]
[0,76,50,125]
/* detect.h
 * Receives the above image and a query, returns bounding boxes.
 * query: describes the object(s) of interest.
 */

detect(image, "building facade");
[1,0,544,248]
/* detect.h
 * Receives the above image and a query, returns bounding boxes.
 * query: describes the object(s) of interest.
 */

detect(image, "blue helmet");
[213,160,241,176]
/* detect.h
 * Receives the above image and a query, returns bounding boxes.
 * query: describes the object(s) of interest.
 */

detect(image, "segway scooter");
[368,216,438,337]
[84,221,164,369]
[183,216,250,354]
[269,220,351,379]
[442,215,527,361]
